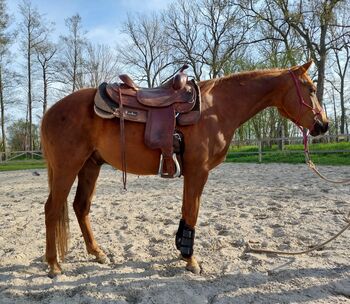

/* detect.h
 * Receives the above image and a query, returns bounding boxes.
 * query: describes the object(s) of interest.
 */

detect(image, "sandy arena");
[0,163,349,303]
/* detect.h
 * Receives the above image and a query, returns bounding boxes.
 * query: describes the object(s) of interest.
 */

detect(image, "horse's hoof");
[182,256,201,274]
[96,253,109,264]
[48,264,62,278]
[186,261,201,274]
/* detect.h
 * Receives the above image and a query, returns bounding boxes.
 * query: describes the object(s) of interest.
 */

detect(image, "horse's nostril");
[312,120,329,136]
[323,122,329,133]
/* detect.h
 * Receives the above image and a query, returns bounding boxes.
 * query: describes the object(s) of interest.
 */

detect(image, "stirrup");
[158,153,181,178]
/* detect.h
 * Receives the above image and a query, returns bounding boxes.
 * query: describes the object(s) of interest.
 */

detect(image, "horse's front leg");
[177,169,208,274]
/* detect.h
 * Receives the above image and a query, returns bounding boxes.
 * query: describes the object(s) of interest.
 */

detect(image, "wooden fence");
[0,151,43,163]
[230,134,350,163]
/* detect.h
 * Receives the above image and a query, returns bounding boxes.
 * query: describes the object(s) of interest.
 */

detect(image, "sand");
[0,163,349,303]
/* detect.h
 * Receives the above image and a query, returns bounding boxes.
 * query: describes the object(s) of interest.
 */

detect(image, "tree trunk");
[0,66,5,153]
[316,22,328,105]
[43,66,47,114]
[27,27,32,151]
[27,52,32,151]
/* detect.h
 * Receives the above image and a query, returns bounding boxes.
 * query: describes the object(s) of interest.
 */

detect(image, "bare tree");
[163,0,250,79]
[0,0,12,152]
[275,0,349,104]
[119,13,173,88]
[163,0,205,80]
[35,40,57,115]
[57,14,86,93]
[330,35,350,134]
[238,0,303,67]
[18,0,47,151]
[84,43,120,88]
[199,0,250,78]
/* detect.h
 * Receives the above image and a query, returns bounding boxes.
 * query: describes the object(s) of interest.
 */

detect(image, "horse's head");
[277,61,329,136]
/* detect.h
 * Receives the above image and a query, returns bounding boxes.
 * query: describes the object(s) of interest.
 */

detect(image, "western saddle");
[94,65,201,186]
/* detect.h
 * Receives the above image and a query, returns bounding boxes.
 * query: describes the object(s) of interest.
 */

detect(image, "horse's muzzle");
[310,119,329,136]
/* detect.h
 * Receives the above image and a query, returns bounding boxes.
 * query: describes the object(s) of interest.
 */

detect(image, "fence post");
[258,140,262,163]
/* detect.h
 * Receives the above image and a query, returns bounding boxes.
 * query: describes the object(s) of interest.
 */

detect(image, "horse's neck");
[207,71,283,131]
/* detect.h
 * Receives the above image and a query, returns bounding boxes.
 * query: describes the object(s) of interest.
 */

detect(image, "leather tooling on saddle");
[94,65,201,184]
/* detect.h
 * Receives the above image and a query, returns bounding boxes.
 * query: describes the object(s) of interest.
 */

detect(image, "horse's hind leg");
[73,157,107,263]
[45,167,77,278]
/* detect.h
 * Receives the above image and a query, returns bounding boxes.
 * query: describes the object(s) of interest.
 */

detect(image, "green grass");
[0,160,46,171]
[229,141,350,153]
[227,142,350,165]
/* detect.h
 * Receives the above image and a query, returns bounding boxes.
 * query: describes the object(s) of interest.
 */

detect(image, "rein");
[246,70,350,257]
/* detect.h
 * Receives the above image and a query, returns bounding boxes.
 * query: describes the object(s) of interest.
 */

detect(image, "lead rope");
[303,129,350,184]
[245,212,350,255]
[246,129,350,256]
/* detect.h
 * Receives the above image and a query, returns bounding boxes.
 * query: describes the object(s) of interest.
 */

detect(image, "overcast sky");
[6,0,172,45]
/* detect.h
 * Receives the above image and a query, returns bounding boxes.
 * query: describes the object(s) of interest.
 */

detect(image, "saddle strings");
[118,87,127,190]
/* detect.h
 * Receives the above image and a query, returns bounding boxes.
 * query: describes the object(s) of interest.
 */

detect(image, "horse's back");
[43,88,97,127]
[41,88,100,164]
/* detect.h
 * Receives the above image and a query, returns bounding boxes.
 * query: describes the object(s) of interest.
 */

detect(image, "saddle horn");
[173,64,189,90]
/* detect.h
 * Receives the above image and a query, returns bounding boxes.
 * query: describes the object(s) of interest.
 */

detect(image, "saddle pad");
[94,83,147,123]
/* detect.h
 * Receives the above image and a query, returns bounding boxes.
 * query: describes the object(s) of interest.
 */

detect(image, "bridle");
[288,70,321,157]
[287,70,324,134]
[286,70,325,156]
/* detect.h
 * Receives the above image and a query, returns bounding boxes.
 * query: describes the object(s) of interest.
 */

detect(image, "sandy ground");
[0,163,349,304]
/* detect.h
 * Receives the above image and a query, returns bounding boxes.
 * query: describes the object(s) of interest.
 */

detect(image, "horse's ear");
[294,60,313,75]
[301,60,313,72]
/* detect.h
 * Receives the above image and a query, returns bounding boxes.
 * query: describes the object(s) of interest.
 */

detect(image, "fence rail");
[0,151,43,163]
[230,134,350,163]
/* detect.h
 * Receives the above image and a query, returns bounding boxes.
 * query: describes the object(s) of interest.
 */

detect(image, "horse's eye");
[310,88,316,94]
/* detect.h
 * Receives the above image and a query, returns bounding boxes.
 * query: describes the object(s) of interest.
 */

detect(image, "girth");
[94,66,201,187]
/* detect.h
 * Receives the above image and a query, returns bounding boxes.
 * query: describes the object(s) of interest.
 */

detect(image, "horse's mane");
[199,68,284,93]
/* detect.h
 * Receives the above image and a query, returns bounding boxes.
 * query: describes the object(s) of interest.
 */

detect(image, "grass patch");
[229,141,350,153]
[0,160,46,171]
[227,141,350,165]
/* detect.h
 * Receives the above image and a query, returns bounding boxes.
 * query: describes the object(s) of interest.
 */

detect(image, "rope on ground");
[244,212,350,256]
[307,160,350,184]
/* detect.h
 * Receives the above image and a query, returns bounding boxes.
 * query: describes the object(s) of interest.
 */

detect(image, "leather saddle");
[94,65,201,180]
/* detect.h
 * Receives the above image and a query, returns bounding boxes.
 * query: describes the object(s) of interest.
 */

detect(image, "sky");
[4,0,173,122]
[6,0,173,45]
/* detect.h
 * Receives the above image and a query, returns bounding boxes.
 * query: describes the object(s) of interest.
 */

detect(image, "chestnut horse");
[41,61,328,277]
